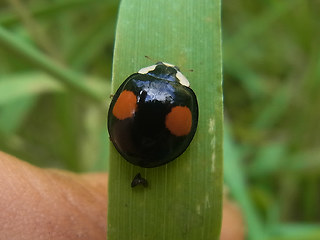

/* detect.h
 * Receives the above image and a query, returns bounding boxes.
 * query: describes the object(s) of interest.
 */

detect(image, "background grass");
[0,0,320,239]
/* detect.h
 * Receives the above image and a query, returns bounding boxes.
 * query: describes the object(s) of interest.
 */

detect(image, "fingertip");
[220,197,246,240]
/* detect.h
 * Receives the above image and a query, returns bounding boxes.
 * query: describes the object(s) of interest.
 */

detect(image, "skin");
[0,151,245,240]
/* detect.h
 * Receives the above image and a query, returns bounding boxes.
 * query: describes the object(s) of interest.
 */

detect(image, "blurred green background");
[0,0,319,239]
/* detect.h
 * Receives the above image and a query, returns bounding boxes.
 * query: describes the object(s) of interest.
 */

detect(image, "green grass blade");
[0,0,104,26]
[0,96,36,134]
[0,72,63,105]
[107,0,223,239]
[268,224,320,240]
[224,123,265,240]
[66,4,118,70]
[0,72,107,105]
[0,27,103,101]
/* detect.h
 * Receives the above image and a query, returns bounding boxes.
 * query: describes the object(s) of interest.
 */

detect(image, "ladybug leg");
[131,173,148,188]
[109,94,114,99]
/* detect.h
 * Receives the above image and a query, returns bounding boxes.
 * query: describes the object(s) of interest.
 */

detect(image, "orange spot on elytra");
[112,90,137,120]
[165,106,192,136]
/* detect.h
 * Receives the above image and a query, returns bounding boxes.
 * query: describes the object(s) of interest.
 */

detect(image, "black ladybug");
[108,62,198,186]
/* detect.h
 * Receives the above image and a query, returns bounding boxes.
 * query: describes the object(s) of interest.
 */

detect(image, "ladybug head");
[138,62,190,87]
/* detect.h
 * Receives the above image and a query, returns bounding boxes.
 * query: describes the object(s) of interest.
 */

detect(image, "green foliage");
[0,0,117,170]
[223,0,320,239]
[1,0,320,239]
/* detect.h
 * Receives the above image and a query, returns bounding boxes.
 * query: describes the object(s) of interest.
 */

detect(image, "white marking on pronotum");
[138,64,157,74]
[139,62,190,87]
[176,71,190,87]
[162,62,190,87]
[161,62,175,68]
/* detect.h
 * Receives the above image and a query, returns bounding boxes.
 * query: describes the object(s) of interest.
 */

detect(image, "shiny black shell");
[107,63,198,168]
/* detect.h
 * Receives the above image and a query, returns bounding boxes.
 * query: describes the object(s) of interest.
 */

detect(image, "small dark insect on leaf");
[131,173,148,188]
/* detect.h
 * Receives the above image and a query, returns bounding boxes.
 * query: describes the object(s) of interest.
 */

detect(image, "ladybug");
[107,62,198,185]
